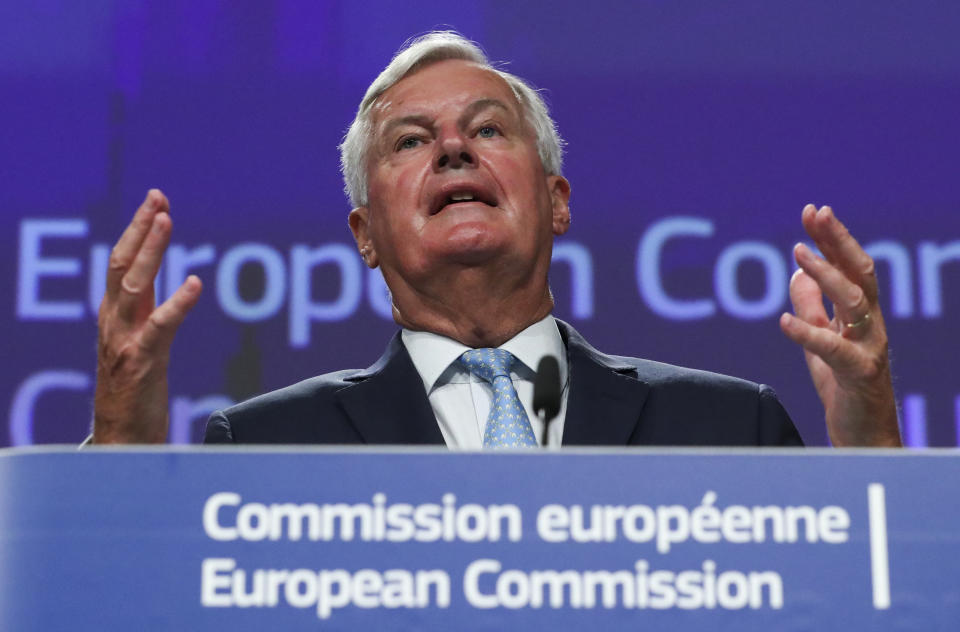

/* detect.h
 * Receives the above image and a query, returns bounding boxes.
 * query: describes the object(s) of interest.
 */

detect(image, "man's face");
[349,59,570,296]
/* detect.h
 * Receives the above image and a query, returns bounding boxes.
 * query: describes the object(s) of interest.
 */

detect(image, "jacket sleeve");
[204,411,236,443]
[757,384,804,446]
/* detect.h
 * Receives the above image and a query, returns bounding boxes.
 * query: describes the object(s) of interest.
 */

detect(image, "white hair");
[339,31,565,208]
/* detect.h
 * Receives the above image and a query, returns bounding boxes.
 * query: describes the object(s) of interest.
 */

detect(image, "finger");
[788,268,831,328]
[106,190,169,300]
[801,205,878,299]
[793,242,869,324]
[140,275,203,350]
[779,311,860,374]
[116,212,173,322]
[800,204,845,266]
[779,302,833,390]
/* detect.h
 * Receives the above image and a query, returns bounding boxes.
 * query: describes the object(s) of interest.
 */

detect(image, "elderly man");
[92,32,901,448]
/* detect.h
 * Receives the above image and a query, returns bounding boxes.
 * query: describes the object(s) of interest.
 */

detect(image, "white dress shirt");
[401,316,569,449]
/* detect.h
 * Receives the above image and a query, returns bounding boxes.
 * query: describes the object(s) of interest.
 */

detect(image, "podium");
[1,446,957,630]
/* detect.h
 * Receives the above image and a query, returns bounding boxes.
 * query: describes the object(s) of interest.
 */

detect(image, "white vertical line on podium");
[867,483,891,609]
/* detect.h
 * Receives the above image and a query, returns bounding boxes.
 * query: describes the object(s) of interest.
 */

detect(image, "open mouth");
[430,187,498,215]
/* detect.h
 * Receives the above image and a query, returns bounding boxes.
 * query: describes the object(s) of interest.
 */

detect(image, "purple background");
[3,1,959,447]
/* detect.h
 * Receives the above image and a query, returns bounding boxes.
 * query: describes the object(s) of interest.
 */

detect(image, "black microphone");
[533,355,562,448]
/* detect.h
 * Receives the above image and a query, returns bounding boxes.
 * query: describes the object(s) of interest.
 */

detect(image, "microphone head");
[533,355,562,421]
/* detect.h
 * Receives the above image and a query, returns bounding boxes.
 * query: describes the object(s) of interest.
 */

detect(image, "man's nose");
[435,133,475,170]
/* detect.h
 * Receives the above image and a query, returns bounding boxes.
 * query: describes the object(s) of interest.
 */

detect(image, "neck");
[388,265,554,347]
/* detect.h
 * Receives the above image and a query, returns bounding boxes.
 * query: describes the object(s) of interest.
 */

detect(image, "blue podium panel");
[0,447,958,630]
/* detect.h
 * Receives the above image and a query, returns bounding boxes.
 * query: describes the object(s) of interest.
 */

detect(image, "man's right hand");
[92,190,203,444]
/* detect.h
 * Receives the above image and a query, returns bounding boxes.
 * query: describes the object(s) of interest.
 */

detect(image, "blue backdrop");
[3,1,959,447]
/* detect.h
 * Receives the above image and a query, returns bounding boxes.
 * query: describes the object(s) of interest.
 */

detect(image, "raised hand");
[93,190,203,444]
[779,204,901,447]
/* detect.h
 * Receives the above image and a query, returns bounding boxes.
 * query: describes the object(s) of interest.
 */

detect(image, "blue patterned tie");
[459,348,538,448]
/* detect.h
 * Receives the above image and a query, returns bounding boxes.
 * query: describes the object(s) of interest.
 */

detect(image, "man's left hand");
[779,204,902,447]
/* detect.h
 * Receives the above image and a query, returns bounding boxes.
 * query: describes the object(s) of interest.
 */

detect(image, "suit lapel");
[335,333,446,445]
[557,321,651,446]
[334,323,649,447]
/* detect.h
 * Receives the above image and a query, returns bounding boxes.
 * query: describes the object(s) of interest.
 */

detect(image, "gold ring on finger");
[843,313,871,329]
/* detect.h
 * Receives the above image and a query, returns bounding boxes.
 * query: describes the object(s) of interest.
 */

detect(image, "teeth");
[450,192,475,201]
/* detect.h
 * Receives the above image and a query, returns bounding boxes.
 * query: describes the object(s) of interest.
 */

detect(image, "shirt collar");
[401,315,567,393]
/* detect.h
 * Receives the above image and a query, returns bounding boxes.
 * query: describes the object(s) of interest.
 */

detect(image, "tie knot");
[459,348,516,382]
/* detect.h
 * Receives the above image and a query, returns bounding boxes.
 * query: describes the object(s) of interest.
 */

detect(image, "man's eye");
[398,136,421,150]
[477,126,498,138]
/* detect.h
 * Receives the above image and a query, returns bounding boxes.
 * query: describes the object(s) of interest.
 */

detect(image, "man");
[92,32,901,448]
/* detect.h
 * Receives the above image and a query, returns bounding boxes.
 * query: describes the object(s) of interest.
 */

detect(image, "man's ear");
[348,207,379,268]
[548,175,572,236]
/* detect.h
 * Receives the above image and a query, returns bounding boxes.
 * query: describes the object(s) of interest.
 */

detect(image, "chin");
[438,244,505,266]
[438,222,508,251]
[432,243,513,269]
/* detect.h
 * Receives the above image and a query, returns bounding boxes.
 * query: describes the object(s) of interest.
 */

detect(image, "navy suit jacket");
[205,321,803,447]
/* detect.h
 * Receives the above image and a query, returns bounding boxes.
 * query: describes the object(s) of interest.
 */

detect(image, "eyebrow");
[378,98,514,142]
[457,98,512,127]
[379,114,433,142]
